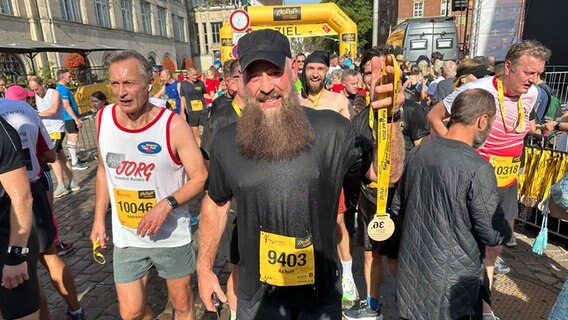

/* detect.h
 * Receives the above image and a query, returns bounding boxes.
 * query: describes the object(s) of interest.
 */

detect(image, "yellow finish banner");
[250,24,338,38]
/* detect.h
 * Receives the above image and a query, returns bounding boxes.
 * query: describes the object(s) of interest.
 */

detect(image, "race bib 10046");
[113,188,156,228]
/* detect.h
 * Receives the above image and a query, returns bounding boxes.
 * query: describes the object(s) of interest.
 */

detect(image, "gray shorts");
[113,243,196,284]
[498,181,518,220]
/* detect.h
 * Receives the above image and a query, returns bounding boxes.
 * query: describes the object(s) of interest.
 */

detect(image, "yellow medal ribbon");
[496,77,525,133]
[92,239,106,265]
[366,54,400,242]
[232,100,242,118]
[308,90,323,109]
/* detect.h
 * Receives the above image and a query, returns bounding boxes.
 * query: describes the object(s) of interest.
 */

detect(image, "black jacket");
[392,138,511,320]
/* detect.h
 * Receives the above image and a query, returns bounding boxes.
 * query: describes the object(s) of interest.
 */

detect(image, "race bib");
[259,231,315,286]
[113,188,156,228]
[190,100,204,111]
[49,132,62,140]
[489,155,521,188]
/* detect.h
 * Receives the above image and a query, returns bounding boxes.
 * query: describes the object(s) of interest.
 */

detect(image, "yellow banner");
[250,24,338,38]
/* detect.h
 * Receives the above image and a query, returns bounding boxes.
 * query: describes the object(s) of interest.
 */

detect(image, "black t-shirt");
[401,100,430,154]
[208,108,360,306]
[0,117,25,228]
[201,100,239,160]
[179,80,206,112]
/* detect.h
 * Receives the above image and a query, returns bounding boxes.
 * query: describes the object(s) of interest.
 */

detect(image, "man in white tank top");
[90,50,207,320]
[29,76,78,198]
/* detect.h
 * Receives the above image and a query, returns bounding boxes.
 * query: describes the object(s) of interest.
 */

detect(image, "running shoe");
[343,301,383,320]
[71,162,89,171]
[342,276,359,301]
[504,236,517,247]
[482,312,500,320]
[68,180,80,192]
[66,308,87,320]
[494,258,510,274]
[55,242,75,256]
[53,185,70,198]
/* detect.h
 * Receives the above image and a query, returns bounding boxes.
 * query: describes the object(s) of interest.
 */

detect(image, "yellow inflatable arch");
[220,3,357,63]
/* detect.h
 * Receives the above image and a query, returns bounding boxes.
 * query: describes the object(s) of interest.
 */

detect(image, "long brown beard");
[236,82,315,161]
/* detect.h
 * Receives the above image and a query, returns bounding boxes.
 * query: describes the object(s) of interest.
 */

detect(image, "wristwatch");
[165,196,179,209]
[554,123,561,131]
[7,246,29,255]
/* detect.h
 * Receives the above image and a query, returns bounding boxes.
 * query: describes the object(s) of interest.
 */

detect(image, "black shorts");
[186,110,208,127]
[50,131,66,151]
[0,228,40,319]
[230,219,239,265]
[31,180,56,253]
[64,119,78,134]
[356,188,401,258]
[39,166,53,192]
[498,181,518,220]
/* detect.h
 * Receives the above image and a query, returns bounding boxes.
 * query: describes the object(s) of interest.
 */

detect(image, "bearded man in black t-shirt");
[196,30,402,320]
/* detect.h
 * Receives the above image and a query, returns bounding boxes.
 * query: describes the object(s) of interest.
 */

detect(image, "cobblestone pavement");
[41,159,566,320]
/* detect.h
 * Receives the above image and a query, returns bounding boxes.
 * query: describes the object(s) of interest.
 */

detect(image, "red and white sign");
[229,9,250,33]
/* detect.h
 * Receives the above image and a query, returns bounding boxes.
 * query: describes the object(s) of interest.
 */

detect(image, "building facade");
[0,0,191,78]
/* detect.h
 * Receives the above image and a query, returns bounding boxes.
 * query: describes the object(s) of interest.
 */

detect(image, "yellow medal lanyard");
[309,90,323,109]
[496,77,525,133]
[232,100,242,118]
[368,55,401,217]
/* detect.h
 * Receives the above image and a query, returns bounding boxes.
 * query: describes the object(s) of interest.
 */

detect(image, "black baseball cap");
[238,29,292,72]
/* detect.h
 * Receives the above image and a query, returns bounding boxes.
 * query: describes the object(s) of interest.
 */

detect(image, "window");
[61,0,81,22]
[440,0,450,16]
[140,1,152,34]
[94,0,111,28]
[211,22,222,44]
[0,0,12,15]
[413,1,424,17]
[202,23,209,53]
[177,17,185,41]
[120,0,133,31]
[157,7,167,37]
[172,15,180,40]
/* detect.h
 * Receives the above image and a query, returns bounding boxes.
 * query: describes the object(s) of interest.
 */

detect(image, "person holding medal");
[427,40,551,320]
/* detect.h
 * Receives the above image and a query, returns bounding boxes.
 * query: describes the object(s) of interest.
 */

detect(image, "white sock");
[68,142,78,165]
[341,259,353,279]
[230,309,237,320]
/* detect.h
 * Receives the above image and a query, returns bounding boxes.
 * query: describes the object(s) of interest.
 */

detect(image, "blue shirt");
[165,80,181,114]
[56,83,79,121]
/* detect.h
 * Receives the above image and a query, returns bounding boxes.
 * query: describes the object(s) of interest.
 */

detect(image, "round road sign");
[232,45,238,59]
[229,9,250,33]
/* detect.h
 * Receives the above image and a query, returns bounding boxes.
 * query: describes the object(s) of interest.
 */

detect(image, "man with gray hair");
[434,60,458,102]
[90,50,207,320]
[393,88,511,320]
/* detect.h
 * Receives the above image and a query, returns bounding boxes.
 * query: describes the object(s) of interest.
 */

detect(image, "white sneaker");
[68,180,80,192]
[342,276,359,301]
[53,185,70,198]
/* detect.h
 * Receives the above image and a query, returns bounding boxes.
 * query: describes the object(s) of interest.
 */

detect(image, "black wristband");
[387,111,402,123]
[4,253,27,266]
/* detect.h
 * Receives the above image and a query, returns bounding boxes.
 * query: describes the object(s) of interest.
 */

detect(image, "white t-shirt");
[36,88,65,133]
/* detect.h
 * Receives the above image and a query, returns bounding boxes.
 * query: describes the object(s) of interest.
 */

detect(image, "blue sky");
[283,0,321,4]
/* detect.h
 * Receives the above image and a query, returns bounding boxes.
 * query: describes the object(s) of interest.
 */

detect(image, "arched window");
[0,54,25,77]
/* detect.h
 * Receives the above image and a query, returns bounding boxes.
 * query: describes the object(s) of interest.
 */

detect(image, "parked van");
[387,16,459,62]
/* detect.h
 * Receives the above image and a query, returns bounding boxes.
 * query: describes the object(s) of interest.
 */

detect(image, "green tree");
[318,0,373,53]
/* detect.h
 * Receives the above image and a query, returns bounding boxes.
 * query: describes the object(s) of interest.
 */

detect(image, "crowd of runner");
[0,28,566,320]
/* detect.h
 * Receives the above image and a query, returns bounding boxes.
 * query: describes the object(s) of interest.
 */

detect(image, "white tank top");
[0,99,54,181]
[98,104,191,248]
[35,88,65,133]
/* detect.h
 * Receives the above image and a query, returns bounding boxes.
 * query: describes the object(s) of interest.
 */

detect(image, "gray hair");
[449,88,496,126]
[107,50,153,82]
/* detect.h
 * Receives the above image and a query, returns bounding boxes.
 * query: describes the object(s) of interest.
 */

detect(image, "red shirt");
[204,78,220,105]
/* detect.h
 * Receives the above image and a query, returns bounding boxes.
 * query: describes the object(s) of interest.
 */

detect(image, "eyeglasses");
[297,60,305,63]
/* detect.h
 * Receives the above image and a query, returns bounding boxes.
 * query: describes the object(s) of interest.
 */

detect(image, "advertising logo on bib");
[137,141,162,155]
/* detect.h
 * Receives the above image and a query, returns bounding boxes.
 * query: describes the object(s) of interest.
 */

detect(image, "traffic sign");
[232,31,246,44]
[232,45,238,59]
[229,9,250,32]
